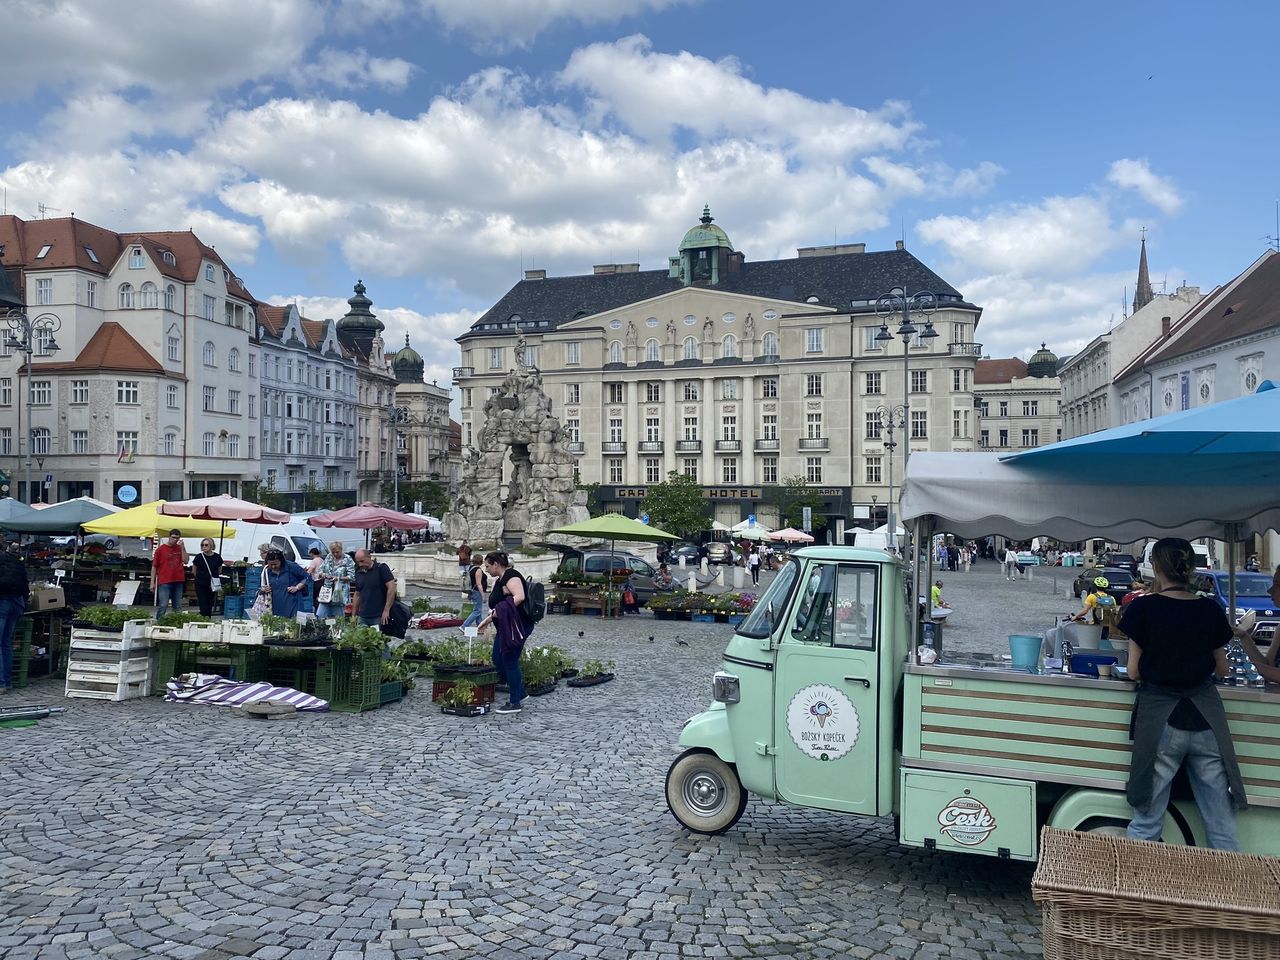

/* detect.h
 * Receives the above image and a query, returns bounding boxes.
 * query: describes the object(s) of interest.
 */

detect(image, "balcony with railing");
[601,441,627,453]
[566,441,585,455]
[754,438,780,452]
[637,440,664,453]
[798,437,830,451]
[451,365,474,381]
[675,439,701,452]
[714,439,741,452]
[948,342,983,357]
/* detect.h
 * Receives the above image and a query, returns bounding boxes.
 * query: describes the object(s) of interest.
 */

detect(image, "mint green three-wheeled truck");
[665,538,1280,859]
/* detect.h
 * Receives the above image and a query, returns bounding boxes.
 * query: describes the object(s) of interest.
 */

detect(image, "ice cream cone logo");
[786,684,860,760]
[809,701,832,728]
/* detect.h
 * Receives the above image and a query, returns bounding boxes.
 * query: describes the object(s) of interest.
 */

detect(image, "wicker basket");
[1033,827,1280,960]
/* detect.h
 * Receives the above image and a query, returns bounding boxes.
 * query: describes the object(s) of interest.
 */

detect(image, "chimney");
[1161,315,1171,337]
[895,240,904,251]
[593,264,617,275]
[523,269,546,281]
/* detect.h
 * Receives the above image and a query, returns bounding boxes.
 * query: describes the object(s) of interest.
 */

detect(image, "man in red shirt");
[152,529,189,618]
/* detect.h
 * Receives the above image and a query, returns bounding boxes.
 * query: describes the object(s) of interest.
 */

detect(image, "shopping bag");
[317,583,334,604]
[248,594,270,620]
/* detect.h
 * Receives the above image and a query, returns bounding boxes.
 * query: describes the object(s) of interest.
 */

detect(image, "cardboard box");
[28,586,66,611]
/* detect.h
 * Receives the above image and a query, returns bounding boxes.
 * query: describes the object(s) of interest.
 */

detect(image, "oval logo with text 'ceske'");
[937,796,997,846]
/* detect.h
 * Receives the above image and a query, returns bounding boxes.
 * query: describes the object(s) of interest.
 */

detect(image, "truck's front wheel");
[665,749,747,835]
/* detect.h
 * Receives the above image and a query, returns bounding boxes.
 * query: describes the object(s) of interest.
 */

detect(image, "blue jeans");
[492,634,526,706]
[359,615,383,628]
[1128,723,1239,851]
[462,590,484,628]
[316,601,345,619]
[0,595,26,688]
[154,581,183,619]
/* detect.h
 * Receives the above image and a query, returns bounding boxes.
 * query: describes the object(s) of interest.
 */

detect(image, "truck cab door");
[774,561,882,815]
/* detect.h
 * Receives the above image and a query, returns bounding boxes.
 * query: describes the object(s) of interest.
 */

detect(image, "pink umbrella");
[768,527,815,544]
[308,503,428,531]
[159,494,291,524]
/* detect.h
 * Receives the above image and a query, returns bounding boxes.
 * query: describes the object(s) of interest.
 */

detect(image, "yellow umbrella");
[82,500,237,539]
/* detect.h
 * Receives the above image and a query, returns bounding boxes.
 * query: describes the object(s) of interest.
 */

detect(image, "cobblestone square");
[1,561,1060,959]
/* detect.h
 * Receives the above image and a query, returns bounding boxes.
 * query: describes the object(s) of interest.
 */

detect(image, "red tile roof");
[36,322,169,376]
[0,214,122,275]
[257,304,287,338]
[300,318,328,350]
[975,358,1028,384]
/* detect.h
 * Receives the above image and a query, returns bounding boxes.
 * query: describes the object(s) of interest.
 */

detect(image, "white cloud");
[292,48,414,91]
[561,36,918,162]
[1107,158,1183,215]
[917,195,1116,276]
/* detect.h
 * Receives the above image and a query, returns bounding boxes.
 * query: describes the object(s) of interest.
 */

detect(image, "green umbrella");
[547,513,681,616]
[0,496,116,533]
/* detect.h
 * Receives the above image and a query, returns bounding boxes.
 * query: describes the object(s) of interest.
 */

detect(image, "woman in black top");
[192,537,224,617]
[1120,537,1243,850]
[477,551,530,714]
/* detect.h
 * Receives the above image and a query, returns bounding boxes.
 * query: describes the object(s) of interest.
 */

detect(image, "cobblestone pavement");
[2,592,1044,959]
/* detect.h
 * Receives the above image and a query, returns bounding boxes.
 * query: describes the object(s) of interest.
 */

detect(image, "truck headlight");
[712,671,740,704]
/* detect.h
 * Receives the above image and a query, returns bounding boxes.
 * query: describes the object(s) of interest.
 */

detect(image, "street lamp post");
[2,309,61,504]
[874,404,906,552]
[390,404,410,512]
[874,287,940,474]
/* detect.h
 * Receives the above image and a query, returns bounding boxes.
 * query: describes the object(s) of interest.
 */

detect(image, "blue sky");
[3,0,1278,387]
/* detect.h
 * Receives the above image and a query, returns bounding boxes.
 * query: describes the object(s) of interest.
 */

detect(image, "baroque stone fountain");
[444,336,588,547]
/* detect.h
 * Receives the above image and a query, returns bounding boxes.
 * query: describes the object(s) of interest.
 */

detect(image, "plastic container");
[1009,634,1043,673]
[1070,652,1119,677]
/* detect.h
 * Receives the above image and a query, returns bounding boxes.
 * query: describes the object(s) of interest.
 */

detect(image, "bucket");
[1009,634,1043,673]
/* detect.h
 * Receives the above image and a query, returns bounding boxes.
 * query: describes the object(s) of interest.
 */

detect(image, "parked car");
[704,541,741,565]
[1072,567,1135,601]
[663,541,703,564]
[1102,552,1139,575]
[1193,571,1279,647]
[555,549,660,603]
[51,533,118,550]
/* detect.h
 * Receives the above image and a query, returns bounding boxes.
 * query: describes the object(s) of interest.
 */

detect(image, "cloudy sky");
[2,1,1277,386]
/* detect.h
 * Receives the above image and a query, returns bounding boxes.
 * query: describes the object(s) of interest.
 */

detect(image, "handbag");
[318,583,334,604]
[201,554,222,591]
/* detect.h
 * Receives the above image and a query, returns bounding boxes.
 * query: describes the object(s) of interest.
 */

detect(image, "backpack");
[521,578,547,624]
[382,598,412,639]
[468,564,488,593]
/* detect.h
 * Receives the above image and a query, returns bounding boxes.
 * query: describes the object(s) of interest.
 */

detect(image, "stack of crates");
[65,625,152,701]
[10,617,34,689]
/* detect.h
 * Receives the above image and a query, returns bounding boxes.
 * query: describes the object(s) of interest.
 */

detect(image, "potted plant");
[258,613,301,642]
[438,679,488,716]
[520,647,560,697]
[567,658,616,688]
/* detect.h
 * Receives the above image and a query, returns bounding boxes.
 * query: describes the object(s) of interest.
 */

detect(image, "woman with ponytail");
[1119,537,1244,849]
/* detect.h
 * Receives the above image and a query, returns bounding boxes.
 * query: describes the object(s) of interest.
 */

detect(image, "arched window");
[228,347,240,372]
[203,342,216,366]
[683,337,699,361]
[608,340,622,364]
[762,331,778,358]
[139,282,158,308]
[117,283,134,308]
[721,334,738,359]
[164,284,176,311]
[645,339,660,362]
[202,432,216,456]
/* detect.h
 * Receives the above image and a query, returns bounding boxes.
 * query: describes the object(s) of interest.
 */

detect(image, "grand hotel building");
[454,210,984,540]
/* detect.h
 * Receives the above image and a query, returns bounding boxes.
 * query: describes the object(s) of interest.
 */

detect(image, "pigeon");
[675,637,689,647]
[578,630,584,637]
[648,635,655,642]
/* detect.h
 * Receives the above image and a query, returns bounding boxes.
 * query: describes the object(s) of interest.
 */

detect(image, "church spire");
[1133,229,1154,313]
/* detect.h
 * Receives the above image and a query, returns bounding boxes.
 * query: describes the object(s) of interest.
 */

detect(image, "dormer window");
[36,244,52,259]
[162,251,176,266]
[129,247,144,268]
[805,295,820,304]
[84,246,99,264]
[204,263,215,282]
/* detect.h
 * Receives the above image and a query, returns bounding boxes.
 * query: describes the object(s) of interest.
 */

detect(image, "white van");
[1138,539,1213,579]
[182,520,326,567]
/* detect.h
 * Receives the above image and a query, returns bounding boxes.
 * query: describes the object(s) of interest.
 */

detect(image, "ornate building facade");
[974,346,1063,452]
[391,336,456,501]
[335,282,399,504]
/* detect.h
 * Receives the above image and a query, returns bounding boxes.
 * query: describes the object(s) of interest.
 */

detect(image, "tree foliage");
[296,480,348,512]
[396,480,449,517]
[242,477,291,512]
[768,475,826,533]
[641,471,711,542]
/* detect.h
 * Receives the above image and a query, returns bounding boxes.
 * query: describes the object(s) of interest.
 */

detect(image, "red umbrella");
[308,503,428,531]
[159,494,291,524]
[768,527,815,544]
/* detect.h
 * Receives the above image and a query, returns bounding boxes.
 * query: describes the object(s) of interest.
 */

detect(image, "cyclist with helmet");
[1071,575,1117,623]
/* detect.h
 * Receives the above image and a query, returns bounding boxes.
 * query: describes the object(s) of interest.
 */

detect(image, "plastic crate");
[221,620,264,646]
[181,621,223,644]
[316,649,384,713]
[151,639,270,694]
[11,623,32,689]
[65,654,150,701]
[431,678,497,706]
[122,619,153,642]
[268,664,318,694]
[146,625,182,642]
[379,680,404,705]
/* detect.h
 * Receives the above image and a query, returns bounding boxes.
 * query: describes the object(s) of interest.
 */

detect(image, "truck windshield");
[736,558,799,639]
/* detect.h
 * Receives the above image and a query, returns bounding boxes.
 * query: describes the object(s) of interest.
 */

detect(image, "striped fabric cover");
[164,674,329,712]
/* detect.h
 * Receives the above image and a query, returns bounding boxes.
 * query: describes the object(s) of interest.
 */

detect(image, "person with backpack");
[477,551,532,714]
[462,560,487,629]
[351,548,396,628]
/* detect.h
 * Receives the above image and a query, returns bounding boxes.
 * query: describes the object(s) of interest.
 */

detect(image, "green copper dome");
[678,205,734,253]
[1027,343,1059,379]
[393,334,425,383]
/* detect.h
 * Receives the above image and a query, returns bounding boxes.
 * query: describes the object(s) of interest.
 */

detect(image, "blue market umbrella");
[1002,380,1280,485]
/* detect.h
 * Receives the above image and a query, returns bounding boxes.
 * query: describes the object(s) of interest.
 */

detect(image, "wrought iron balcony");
[754,438,780,452]
[601,441,627,453]
[566,441,585,455]
[451,365,474,381]
[948,342,983,357]
[798,437,830,451]
[638,440,664,453]
[714,439,741,452]
[675,439,701,452]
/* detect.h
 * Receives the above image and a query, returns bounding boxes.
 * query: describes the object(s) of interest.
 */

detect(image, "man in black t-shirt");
[351,549,396,627]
